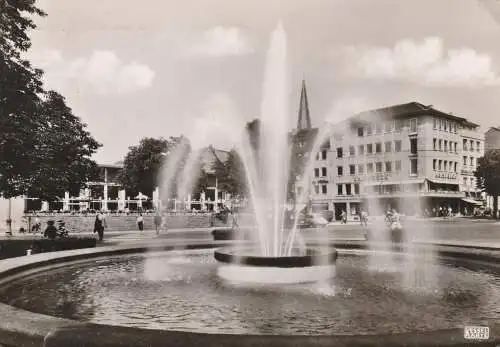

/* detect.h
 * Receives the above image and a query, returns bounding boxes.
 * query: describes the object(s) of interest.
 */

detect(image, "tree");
[1,0,46,197]
[475,149,500,218]
[26,91,100,200]
[213,149,247,198]
[119,136,188,197]
[1,1,101,200]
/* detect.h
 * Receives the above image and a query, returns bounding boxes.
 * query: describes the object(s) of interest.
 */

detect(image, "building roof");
[199,146,230,173]
[352,101,478,126]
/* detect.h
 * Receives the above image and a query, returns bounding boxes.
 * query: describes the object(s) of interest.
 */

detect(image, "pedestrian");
[341,210,347,224]
[448,206,452,218]
[360,210,368,227]
[32,216,41,233]
[154,212,162,235]
[44,220,57,240]
[93,212,105,241]
[137,213,144,231]
[231,208,239,229]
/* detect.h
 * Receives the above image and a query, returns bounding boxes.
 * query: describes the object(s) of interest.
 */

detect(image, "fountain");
[0,22,499,347]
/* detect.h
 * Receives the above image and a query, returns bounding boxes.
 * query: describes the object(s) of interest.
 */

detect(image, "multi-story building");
[485,126,500,152]
[310,102,484,220]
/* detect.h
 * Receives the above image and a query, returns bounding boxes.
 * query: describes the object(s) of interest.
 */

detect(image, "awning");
[363,179,425,187]
[461,198,483,206]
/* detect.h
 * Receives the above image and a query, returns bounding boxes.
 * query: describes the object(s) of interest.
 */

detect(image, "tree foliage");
[1,1,101,200]
[212,149,247,198]
[119,136,188,197]
[475,149,500,217]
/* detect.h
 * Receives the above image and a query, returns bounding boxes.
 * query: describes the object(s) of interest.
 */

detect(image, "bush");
[0,237,97,260]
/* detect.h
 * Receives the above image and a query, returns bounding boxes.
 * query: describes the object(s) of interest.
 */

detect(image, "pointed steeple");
[297,79,311,130]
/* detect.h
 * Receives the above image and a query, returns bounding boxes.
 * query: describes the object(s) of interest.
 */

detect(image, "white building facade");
[310,102,484,220]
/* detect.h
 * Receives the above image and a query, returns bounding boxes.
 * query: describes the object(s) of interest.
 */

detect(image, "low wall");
[23,214,222,233]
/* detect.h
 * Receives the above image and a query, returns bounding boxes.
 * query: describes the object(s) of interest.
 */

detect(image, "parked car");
[297,213,329,228]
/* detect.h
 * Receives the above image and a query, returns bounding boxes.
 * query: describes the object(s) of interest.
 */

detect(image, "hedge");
[0,237,97,260]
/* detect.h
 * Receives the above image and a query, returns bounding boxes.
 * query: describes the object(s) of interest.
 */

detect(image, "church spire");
[297,79,311,130]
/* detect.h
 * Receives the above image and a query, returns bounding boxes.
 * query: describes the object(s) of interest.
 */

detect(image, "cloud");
[28,49,155,95]
[343,37,500,88]
[184,26,253,57]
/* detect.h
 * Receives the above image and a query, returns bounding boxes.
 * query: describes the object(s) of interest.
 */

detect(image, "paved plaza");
[81,217,500,249]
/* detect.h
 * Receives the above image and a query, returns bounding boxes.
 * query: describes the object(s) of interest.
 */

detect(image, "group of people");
[92,212,165,241]
[340,209,368,227]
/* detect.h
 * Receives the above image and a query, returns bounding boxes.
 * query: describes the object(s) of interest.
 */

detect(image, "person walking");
[360,210,368,227]
[154,213,162,235]
[93,212,105,241]
[341,210,347,224]
[137,213,144,231]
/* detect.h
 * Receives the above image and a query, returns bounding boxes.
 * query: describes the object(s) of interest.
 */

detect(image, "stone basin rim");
[0,240,499,347]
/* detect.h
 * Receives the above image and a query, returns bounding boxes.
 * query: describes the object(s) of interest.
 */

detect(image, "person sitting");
[44,221,57,240]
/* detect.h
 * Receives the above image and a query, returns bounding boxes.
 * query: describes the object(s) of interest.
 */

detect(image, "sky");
[26,0,500,164]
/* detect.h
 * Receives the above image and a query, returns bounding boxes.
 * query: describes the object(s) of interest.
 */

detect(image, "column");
[214,178,219,212]
[201,191,206,211]
[118,190,126,212]
[152,187,160,211]
[187,194,192,211]
[103,184,108,211]
[63,191,70,212]
[346,201,351,220]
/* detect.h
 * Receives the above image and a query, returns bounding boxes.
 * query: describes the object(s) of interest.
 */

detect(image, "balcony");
[461,169,475,176]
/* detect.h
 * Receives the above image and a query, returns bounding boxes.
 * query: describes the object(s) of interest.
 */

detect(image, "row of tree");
[1,1,101,201]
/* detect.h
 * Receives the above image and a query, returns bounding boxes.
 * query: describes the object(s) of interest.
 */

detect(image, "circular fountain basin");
[214,247,337,284]
[0,242,499,347]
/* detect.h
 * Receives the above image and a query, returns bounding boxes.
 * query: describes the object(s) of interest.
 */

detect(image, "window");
[346,184,352,195]
[367,163,374,173]
[354,184,360,195]
[321,167,327,177]
[463,177,467,186]
[321,150,327,160]
[433,138,437,150]
[476,141,480,152]
[357,127,364,137]
[321,184,327,194]
[463,156,467,165]
[470,140,474,151]
[454,142,458,153]
[376,162,383,173]
[439,139,442,151]
[385,141,392,153]
[463,139,467,151]
[314,185,319,194]
[384,121,393,133]
[349,165,355,175]
[410,159,418,175]
[410,118,417,132]
[433,117,437,129]
[410,138,417,154]
[314,168,320,177]
[444,140,448,152]
[367,124,373,135]
[444,161,448,171]
[358,145,365,155]
[454,162,457,172]
[438,160,442,171]
[385,161,392,172]
[395,160,401,172]
[375,142,382,153]
[358,164,364,174]
[337,166,343,176]
[444,120,448,132]
[453,123,457,133]
[470,157,474,167]
[337,184,343,196]
[349,146,355,156]
[433,159,437,170]
[395,119,403,132]
[395,140,402,152]
[439,119,443,130]
[367,143,373,154]
[337,147,343,158]
[375,123,382,134]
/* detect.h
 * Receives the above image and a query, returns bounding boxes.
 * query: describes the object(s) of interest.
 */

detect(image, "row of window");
[337,183,361,196]
[313,184,328,195]
[356,118,417,137]
[463,139,481,152]
[433,118,458,133]
[433,160,458,172]
[335,160,410,176]
[433,139,458,153]
[463,156,476,167]
[336,140,409,158]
